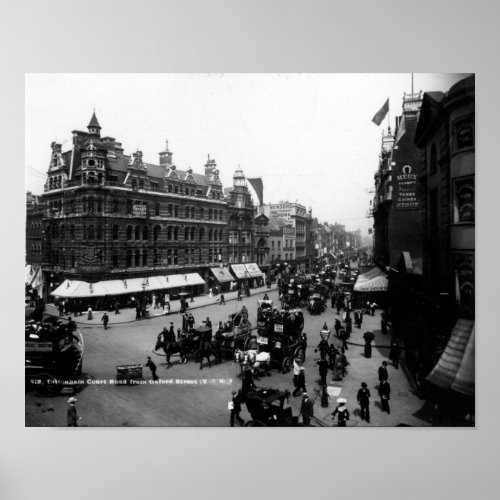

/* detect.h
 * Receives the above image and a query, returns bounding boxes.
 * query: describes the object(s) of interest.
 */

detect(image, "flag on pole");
[247,177,264,206]
[372,98,389,126]
[394,114,406,145]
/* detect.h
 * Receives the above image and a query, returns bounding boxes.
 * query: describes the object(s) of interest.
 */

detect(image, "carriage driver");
[247,334,259,352]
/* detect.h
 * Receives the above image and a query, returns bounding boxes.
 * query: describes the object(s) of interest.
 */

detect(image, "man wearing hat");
[331,398,350,427]
[247,334,259,351]
[357,382,371,423]
[144,356,159,381]
[67,397,81,427]
[378,379,391,414]
[230,390,244,427]
[378,361,389,383]
[300,393,314,426]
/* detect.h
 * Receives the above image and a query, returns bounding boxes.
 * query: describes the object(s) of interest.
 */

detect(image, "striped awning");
[244,263,263,278]
[209,267,234,283]
[231,264,248,279]
[51,273,206,298]
[353,267,388,292]
[426,319,475,396]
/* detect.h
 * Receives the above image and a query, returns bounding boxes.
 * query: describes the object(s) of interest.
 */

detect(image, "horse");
[154,337,187,366]
[196,340,221,370]
[234,348,271,379]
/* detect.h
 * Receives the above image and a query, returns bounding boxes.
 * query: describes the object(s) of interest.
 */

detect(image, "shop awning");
[51,273,206,298]
[244,263,263,278]
[353,267,388,292]
[209,267,234,283]
[426,319,475,396]
[231,264,248,279]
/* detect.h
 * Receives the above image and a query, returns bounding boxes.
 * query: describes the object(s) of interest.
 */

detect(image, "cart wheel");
[282,357,293,374]
[34,373,62,397]
[244,420,266,427]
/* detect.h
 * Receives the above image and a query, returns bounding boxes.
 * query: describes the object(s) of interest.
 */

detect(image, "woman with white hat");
[331,398,350,427]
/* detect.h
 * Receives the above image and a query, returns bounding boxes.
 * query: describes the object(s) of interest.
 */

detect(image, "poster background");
[2,1,497,499]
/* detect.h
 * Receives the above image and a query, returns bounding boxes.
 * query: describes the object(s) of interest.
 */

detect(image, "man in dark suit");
[378,379,391,414]
[145,356,158,381]
[357,382,371,423]
[378,361,389,382]
[67,397,81,427]
[300,393,314,426]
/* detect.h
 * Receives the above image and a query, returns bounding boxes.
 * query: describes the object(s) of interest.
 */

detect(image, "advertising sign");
[396,164,419,210]
[133,203,147,217]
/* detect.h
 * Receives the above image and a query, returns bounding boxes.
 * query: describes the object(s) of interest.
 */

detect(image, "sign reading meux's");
[133,203,147,217]
[396,164,419,210]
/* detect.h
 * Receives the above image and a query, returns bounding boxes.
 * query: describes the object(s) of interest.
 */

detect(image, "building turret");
[233,166,246,188]
[87,111,101,137]
[159,140,173,167]
[205,154,217,176]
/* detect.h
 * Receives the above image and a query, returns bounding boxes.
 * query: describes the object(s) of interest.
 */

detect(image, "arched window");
[167,226,172,240]
[113,225,119,240]
[173,249,178,265]
[135,250,140,267]
[174,227,179,241]
[142,250,148,266]
[208,229,213,241]
[174,185,179,194]
[127,225,133,240]
[142,226,149,241]
[154,225,161,241]
[190,227,195,241]
[135,225,141,240]
[127,249,132,267]
[97,225,103,240]
[88,225,94,240]
[200,208,204,220]
[185,227,190,241]
[208,209,212,220]
[153,249,159,265]
[167,249,172,265]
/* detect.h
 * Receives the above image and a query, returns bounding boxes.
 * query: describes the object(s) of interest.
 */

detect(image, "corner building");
[36,113,256,301]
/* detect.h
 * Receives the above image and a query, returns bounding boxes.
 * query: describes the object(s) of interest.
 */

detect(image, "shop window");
[142,250,148,266]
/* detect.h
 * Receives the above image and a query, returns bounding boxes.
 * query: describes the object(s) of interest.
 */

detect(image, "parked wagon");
[116,364,143,384]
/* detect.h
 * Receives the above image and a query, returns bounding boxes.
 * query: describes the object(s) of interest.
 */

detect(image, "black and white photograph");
[24,73,475,427]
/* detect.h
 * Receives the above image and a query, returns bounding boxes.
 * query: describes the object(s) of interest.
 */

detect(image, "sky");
[25,73,469,235]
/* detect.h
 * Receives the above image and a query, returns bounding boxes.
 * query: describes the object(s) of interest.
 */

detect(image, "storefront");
[244,263,264,287]
[51,273,206,310]
[208,266,235,293]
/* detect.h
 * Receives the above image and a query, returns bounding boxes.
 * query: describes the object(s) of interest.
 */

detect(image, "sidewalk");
[44,283,278,326]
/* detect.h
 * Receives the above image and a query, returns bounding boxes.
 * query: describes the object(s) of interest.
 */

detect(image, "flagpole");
[411,73,414,95]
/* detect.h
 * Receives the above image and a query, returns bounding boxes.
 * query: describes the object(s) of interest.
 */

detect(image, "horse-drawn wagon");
[25,321,83,396]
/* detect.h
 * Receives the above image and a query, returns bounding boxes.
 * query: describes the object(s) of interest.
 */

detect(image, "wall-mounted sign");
[454,115,474,150]
[133,203,147,217]
[396,164,419,210]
